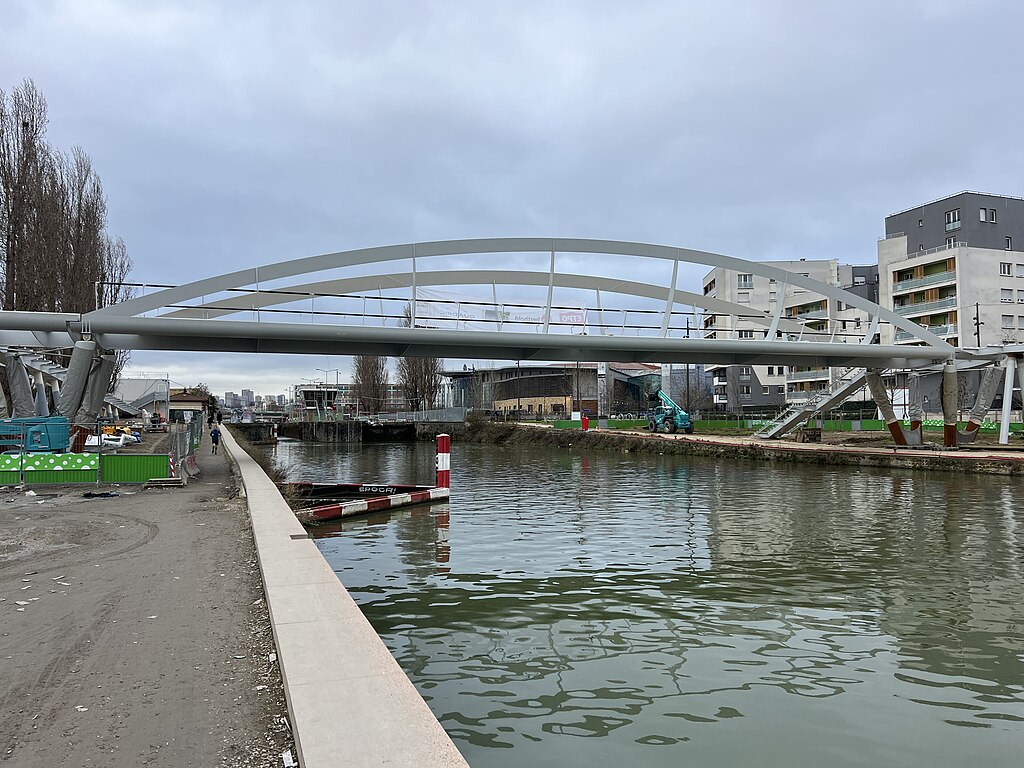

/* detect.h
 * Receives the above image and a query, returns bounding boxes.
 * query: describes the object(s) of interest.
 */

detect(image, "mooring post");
[436,433,451,488]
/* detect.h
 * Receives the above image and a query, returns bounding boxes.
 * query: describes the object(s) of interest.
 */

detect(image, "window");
[739,366,752,379]
[738,329,754,339]
[778,366,786,375]
[739,385,751,397]
[1019,316,1024,330]
[918,219,923,228]
[980,208,988,222]
[1007,237,1013,250]
[946,236,956,248]
[1019,290,1024,304]
[737,274,753,289]
[1002,315,1014,329]
[945,209,960,231]
[766,366,774,376]
[919,244,924,252]
[1002,262,1013,276]
[854,275,866,285]
[737,292,750,303]
[769,291,777,302]
[1002,288,1014,303]
[1018,264,1024,277]
[762,386,770,396]
[990,209,998,223]
[777,386,785,394]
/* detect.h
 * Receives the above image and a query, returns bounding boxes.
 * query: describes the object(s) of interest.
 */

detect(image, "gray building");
[885,191,1024,255]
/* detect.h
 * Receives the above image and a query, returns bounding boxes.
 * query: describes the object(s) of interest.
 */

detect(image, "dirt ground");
[0,432,294,767]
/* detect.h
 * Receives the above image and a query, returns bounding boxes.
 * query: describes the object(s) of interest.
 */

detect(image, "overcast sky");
[4,0,1023,397]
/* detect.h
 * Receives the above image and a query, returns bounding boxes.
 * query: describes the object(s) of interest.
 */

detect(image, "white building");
[701,260,878,410]
[879,192,1024,349]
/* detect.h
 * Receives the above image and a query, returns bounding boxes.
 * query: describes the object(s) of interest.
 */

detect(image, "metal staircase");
[755,368,869,439]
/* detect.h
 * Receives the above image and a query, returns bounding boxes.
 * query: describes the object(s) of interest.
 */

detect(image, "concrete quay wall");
[448,422,1024,476]
[220,427,469,768]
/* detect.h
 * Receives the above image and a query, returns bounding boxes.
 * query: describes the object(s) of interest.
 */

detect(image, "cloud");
[4,0,1024,394]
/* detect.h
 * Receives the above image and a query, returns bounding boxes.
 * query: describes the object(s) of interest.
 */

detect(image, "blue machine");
[0,416,71,453]
[645,391,694,435]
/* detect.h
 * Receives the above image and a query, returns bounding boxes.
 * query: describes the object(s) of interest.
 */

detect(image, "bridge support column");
[32,370,49,417]
[865,369,908,446]
[56,341,97,420]
[3,351,36,418]
[998,356,1018,445]
[956,365,1003,446]
[941,361,960,447]
[597,362,608,426]
[75,352,117,425]
[904,373,923,446]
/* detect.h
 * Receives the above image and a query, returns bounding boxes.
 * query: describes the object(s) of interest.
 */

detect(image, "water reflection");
[275,441,1024,767]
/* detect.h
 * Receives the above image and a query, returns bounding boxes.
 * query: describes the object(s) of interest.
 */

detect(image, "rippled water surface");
[274,439,1024,767]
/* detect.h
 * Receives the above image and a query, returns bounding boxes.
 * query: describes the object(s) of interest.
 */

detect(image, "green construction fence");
[0,452,171,485]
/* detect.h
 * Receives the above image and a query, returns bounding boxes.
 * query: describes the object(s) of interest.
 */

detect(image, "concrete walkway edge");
[220,428,471,768]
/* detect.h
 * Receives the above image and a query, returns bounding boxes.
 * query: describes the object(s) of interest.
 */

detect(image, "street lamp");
[317,367,340,420]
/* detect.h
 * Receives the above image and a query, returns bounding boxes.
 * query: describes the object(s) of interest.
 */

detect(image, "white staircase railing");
[755,367,870,439]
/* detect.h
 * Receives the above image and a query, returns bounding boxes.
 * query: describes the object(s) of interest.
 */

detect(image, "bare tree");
[396,304,443,411]
[353,355,389,414]
[0,79,134,400]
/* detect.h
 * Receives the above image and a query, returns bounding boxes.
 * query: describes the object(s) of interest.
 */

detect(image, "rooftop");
[887,190,1024,219]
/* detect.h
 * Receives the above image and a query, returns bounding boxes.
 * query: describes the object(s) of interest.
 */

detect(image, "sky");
[3,0,1023,397]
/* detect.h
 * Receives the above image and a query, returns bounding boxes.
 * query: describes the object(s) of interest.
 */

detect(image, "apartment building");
[879,191,1024,348]
[701,260,878,410]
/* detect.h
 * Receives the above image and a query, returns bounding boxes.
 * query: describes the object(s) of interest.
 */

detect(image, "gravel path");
[0,433,294,767]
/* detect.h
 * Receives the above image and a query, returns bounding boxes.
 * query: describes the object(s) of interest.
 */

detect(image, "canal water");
[273,439,1024,768]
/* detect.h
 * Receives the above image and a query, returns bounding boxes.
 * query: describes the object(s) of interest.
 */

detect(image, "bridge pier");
[3,351,36,418]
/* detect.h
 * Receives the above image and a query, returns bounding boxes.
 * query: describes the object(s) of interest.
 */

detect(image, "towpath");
[0,431,293,766]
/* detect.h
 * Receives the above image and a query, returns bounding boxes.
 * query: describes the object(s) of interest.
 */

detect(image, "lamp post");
[317,367,340,420]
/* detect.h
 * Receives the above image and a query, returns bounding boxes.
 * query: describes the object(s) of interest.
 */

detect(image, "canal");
[273,439,1024,768]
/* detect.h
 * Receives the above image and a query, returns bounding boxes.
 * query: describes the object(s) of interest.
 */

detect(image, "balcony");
[945,220,962,232]
[786,369,830,382]
[893,270,956,293]
[893,296,958,316]
[895,323,957,342]
[791,308,828,320]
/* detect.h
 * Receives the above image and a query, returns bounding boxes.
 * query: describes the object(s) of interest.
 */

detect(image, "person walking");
[210,425,221,455]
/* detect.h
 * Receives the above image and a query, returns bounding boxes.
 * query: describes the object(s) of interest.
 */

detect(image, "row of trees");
[0,79,133,385]
[352,353,443,413]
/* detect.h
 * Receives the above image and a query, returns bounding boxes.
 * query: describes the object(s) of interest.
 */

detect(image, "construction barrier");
[0,452,172,485]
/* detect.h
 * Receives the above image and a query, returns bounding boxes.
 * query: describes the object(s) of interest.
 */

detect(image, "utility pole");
[974,302,984,348]
[685,317,692,412]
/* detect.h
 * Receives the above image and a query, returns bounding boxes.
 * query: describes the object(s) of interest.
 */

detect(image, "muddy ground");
[0,433,294,767]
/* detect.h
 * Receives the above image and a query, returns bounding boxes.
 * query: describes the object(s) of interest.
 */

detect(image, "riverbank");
[0,431,294,766]
[415,422,1024,475]
[219,427,470,768]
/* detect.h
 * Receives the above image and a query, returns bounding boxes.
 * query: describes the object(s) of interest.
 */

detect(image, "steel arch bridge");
[0,237,960,368]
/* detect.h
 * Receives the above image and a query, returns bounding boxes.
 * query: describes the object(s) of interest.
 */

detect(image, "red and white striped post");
[435,433,451,489]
